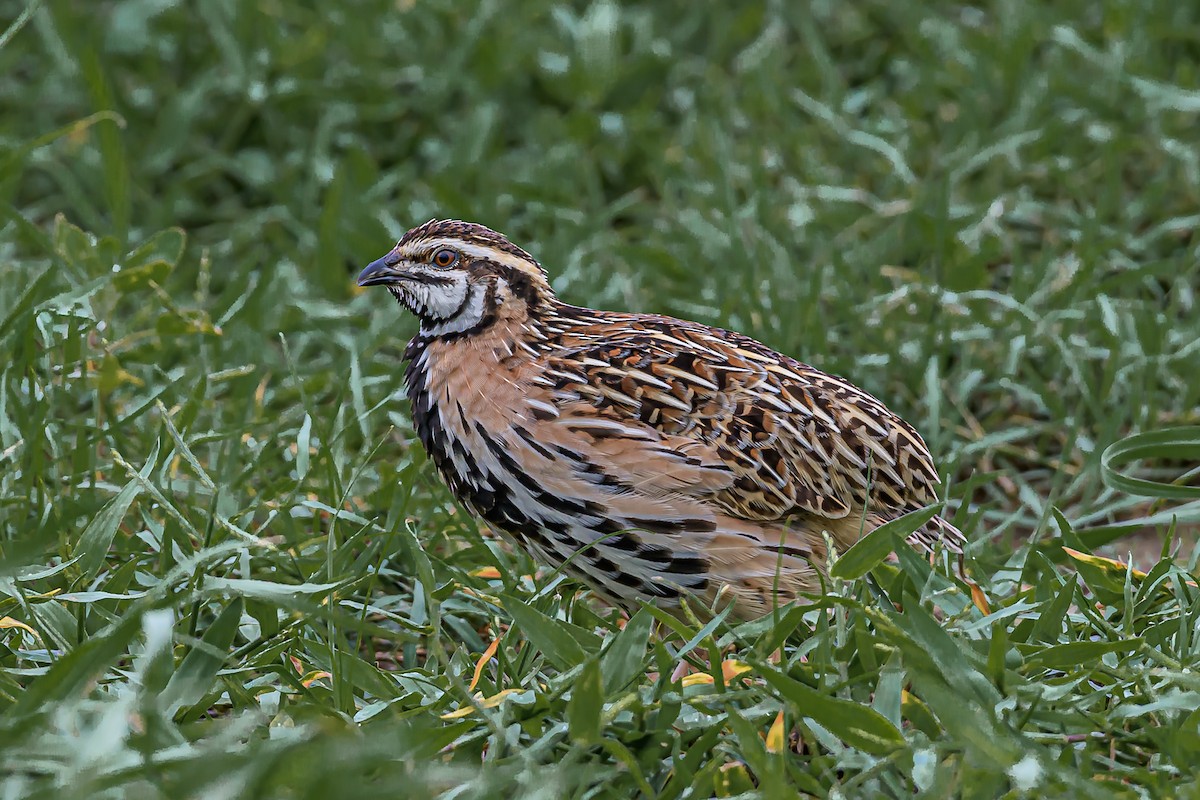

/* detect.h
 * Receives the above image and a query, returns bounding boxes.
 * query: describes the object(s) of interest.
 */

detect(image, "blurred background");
[2,0,1199,796]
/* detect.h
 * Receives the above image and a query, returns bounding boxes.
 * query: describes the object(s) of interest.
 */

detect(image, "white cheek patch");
[421,284,489,337]
[390,271,468,321]
[421,273,469,320]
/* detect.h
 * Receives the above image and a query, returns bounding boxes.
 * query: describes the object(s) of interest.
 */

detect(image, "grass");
[2,0,1200,796]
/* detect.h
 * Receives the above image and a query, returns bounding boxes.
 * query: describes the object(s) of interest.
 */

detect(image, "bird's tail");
[905,513,965,554]
[902,513,968,580]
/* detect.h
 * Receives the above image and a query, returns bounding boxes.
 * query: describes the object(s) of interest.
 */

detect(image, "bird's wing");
[537,314,946,529]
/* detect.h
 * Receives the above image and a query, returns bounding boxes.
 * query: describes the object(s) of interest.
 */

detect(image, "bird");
[358,219,965,619]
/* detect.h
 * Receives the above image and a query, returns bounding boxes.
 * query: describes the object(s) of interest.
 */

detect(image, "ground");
[1,1,1199,798]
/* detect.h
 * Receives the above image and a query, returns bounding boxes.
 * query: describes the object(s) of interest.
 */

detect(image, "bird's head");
[358,220,555,337]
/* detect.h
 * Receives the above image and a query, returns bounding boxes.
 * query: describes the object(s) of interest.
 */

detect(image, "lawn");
[2,0,1200,797]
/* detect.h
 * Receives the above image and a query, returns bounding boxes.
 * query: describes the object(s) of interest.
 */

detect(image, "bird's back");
[404,301,962,617]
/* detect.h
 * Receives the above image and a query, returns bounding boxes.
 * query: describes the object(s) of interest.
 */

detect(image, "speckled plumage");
[359,220,964,617]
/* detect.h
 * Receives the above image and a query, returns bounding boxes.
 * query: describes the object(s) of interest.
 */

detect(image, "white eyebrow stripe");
[409,238,540,274]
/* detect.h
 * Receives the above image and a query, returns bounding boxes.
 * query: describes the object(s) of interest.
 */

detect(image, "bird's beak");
[357,255,405,287]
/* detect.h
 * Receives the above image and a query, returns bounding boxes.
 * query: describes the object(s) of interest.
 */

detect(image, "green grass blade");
[1101,426,1200,500]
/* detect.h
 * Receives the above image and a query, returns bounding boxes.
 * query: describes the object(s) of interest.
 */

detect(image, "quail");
[358,220,964,618]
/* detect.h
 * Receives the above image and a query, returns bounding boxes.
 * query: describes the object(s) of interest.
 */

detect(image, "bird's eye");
[431,249,458,268]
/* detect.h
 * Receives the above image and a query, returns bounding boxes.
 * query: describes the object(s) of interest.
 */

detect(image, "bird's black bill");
[357,256,401,287]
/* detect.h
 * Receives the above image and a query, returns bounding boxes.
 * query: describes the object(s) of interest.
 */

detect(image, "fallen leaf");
[765,710,785,753]
[469,632,504,692]
[440,688,527,719]
[968,581,991,614]
[721,659,752,682]
[0,617,38,636]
